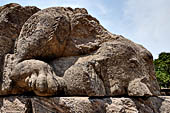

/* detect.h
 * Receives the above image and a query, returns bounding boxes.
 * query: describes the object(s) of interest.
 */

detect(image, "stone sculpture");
[0,3,40,80]
[1,6,160,96]
[0,3,169,113]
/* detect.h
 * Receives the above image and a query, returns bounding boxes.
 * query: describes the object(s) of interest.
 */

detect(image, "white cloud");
[123,0,170,58]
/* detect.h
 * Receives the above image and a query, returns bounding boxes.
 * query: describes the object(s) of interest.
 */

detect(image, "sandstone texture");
[0,3,40,83]
[0,3,168,113]
[0,96,170,113]
[1,6,160,97]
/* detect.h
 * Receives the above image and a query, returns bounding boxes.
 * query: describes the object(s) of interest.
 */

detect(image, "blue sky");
[1,0,170,59]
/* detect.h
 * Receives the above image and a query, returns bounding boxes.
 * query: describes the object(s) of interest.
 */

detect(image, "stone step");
[0,96,170,113]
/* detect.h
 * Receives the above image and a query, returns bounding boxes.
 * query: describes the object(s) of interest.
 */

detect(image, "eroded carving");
[1,7,160,96]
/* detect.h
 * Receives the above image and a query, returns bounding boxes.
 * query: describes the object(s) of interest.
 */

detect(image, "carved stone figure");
[0,3,169,113]
[1,7,160,96]
[0,3,40,82]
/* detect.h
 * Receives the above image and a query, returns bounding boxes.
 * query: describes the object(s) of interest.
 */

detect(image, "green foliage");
[154,52,170,88]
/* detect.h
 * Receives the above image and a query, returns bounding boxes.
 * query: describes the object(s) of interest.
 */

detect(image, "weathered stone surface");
[0,96,169,113]
[133,96,170,113]
[0,3,40,87]
[1,6,160,97]
[0,96,31,113]
[0,3,166,113]
[0,3,40,58]
[14,7,105,60]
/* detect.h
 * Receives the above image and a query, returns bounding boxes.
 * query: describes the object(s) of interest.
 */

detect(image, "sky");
[0,0,170,59]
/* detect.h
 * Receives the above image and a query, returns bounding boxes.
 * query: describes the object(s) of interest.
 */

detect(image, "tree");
[154,52,170,88]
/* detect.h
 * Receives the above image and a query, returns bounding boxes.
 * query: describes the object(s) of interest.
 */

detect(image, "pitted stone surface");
[0,96,170,113]
[0,3,40,91]
[0,3,165,113]
[0,6,160,97]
